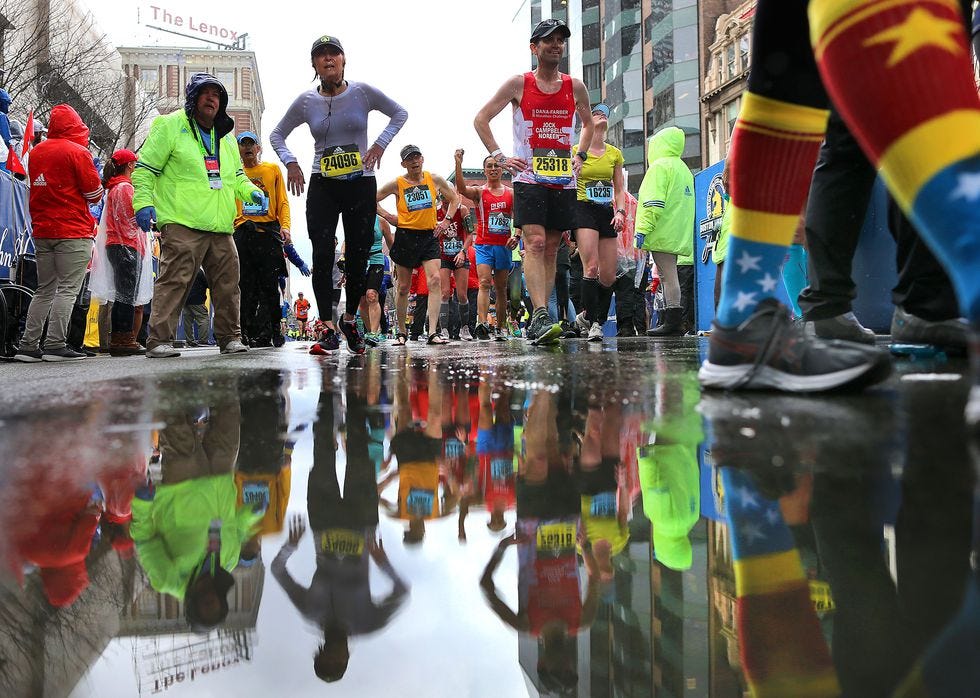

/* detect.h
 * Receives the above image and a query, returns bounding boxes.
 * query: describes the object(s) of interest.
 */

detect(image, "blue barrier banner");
[0,170,34,279]
[693,160,726,332]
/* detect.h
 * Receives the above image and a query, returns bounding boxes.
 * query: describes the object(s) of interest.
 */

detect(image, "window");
[625,128,645,149]
[646,36,673,89]
[583,0,600,8]
[621,24,641,55]
[583,63,601,92]
[726,44,736,79]
[653,89,674,127]
[138,66,159,96]
[583,22,601,51]
[531,0,541,26]
[674,79,698,117]
[739,35,750,73]
[215,69,235,97]
[673,25,697,63]
[673,0,696,8]
[241,67,253,100]
[649,0,670,25]
[624,69,641,102]
[622,0,641,9]
[726,99,741,141]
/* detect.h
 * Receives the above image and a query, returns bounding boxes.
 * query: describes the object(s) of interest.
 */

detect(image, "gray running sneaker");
[891,306,968,353]
[460,325,474,341]
[527,309,562,346]
[42,346,87,362]
[810,311,876,345]
[588,322,603,342]
[574,311,590,334]
[221,339,249,354]
[146,344,181,358]
[700,299,891,392]
[14,347,42,363]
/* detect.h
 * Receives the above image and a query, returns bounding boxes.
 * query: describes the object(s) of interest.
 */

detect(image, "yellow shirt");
[396,172,438,230]
[235,161,291,229]
[397,461,440,519]
[573,143,624,204]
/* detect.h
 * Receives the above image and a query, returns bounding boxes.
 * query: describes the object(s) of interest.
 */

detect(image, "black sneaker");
[527,309,562,346]
[474,323,491,341]
[339,318,366,355]
[698,298,892,392]
[41,346,87,362]
[272,333,286,348]
[309,329,340,355]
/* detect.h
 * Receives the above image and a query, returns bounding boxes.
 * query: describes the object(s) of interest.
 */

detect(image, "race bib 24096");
[320,144,363,179]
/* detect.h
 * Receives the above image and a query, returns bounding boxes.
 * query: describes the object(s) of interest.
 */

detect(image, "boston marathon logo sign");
[698,170,727,265]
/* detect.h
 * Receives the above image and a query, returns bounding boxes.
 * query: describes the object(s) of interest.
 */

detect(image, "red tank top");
[513,72,577,190]
[476,186,514,246]
[437,207,468,259]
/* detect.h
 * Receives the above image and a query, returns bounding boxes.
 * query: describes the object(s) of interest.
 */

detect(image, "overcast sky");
[82,0,544,318]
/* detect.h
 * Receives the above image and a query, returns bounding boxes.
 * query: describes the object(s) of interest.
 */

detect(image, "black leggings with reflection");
[306,174,377,318]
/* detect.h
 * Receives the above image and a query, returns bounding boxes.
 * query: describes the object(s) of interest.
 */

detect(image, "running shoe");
[364,332,379,348]
[587,322,603,342]
[698,298,892,392]
[309,329,341,355]
[474,323,491,341]
[339,318,366,355]
[527,308,562,346]
[460,326,474,341]
[574,311,590,334]
[891,306,968,353]
[559,320,580,339]
[810,311,876,345]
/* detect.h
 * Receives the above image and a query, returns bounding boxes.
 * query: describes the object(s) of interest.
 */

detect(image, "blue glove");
[284,242,312,276]
[250,190,264,204]
[299,263,311,277]
[634,232,645,250]
[136,206,156,232]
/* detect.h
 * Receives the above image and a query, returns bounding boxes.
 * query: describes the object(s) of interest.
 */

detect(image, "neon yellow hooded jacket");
[636,126,695,257]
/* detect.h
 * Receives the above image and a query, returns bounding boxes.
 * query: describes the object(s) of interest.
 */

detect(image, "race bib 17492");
[320,144,363,179]
[487,212,511,235]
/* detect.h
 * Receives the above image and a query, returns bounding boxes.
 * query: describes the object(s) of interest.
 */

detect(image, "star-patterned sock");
[810,0,980,321]
[716,92,829,327]
[722,467,839,697]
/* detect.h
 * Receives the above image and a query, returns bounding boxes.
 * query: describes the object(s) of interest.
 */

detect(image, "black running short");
[390,228,440,269]
[513,182,576,231]
[573,200,617,239]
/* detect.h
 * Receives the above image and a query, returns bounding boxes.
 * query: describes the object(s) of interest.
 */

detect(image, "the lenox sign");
[145,6,242,42]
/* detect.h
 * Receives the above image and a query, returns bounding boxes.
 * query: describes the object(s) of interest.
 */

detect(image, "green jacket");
[133,110,259,233]
[131,474,260,598]
[713,198,732,265]
[636,126,695,257]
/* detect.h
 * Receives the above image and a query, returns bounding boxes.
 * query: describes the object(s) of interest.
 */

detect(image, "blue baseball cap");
[592,103,610,119]
[237,131,259,144]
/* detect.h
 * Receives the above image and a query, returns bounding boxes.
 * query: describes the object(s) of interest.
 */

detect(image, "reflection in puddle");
[0,345,974,697]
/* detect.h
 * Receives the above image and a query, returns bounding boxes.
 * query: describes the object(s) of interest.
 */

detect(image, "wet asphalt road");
[0,336,975,698]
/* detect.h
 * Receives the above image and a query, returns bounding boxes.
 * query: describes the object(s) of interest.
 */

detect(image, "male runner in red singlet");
[454,148,519,341]
[473,18,594,345]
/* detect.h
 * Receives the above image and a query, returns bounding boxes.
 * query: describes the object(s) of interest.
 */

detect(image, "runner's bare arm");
[379,215,395,250]
[376,179,399,227]
[474,75,525,169]
[433,174,461,227]
[572,78,595,176]
[612,163,627,232]
[454,149,483,201]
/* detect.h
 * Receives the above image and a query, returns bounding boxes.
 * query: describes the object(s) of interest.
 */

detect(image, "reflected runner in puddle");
[272,373,408,683]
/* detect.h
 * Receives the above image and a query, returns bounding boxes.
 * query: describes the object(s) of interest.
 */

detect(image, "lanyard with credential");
[191,117,222,190]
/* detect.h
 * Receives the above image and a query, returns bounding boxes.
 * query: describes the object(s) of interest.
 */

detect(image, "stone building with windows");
[117,46,264,139]
[700,0,755,167]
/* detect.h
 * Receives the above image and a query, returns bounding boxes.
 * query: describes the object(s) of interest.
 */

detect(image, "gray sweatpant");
[20,238,93,351]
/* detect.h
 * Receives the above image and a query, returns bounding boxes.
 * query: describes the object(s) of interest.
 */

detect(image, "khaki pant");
[20,237,93,351]
[148,223,241,349]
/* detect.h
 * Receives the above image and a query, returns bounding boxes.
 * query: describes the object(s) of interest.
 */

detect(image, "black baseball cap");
[530,18,571,42]
[400,144,422,160]
[311,35,344,55]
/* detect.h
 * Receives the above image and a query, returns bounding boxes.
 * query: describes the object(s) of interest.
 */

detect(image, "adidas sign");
[547,149,557,157]
[333,146,344,154]
[32,173,47,187]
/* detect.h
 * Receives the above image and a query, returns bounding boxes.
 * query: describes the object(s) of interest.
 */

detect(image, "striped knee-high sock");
[716,93,830,326]
[810,0,980,321]
[722,467,839,697]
